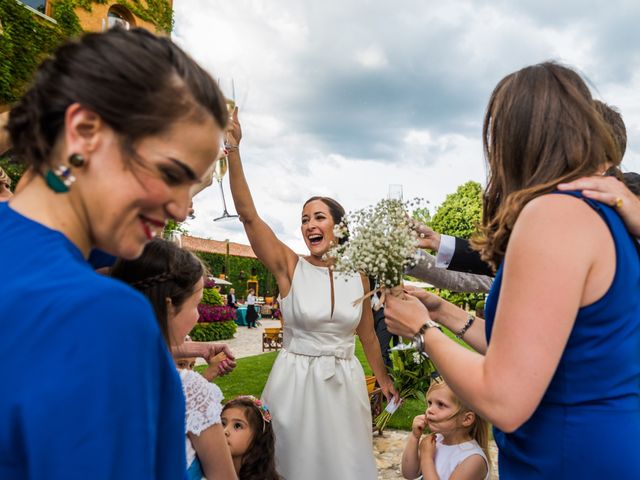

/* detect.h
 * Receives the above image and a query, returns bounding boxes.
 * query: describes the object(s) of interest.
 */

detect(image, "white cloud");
[175,0,640,253]
[355,46,389,69]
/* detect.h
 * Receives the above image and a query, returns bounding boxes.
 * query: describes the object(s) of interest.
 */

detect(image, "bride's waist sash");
[283,327,355,381]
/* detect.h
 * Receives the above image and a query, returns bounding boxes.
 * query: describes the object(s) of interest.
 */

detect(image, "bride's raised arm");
[226,108,299,291]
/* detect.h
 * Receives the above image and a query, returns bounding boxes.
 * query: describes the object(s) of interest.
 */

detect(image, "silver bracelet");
[455,314,475,340]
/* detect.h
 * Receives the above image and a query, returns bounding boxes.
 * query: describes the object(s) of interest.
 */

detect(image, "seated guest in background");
[227,287,239,308]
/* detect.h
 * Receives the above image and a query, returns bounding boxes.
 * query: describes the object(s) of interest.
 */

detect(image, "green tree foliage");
[429,181,483,240]
[411,206,431,226]
[163,220,189,236]
[425,181,485,310]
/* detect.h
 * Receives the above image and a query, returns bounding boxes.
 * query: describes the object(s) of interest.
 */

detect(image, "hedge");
[189,321,237,342]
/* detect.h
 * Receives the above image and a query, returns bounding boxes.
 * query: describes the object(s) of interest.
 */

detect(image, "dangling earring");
[44,153,85,193]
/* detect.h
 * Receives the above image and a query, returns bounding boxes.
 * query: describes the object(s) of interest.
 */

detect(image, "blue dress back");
[485,192,640,478]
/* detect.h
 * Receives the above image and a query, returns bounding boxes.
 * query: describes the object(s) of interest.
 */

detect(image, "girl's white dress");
[179,369,224,479]
[262,257,377,479]
[418,434,490,480]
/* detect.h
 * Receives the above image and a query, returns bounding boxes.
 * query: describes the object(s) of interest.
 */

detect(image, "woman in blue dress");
[0,29,228,478]
[385,62,640,478]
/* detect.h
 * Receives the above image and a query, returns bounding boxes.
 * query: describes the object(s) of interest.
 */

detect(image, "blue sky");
[173,0,640,252]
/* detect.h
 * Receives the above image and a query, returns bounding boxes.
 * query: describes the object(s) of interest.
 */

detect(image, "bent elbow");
[491,408,533,433]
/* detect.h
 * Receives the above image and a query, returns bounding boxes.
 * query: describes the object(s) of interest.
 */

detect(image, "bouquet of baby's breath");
[375,343,437,432]
[326,198,419,303]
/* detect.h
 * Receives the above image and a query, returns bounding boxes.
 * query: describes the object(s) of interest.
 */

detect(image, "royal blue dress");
[0,203,186,479]
[485,192,640,478]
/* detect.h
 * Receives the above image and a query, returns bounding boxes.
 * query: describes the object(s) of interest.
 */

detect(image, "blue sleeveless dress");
[484,192,640,479]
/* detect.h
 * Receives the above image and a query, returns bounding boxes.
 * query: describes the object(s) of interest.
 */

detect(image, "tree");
[427,181,485,310]
[429,181,482,240]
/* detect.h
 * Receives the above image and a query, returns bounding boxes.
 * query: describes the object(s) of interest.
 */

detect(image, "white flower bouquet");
[326,198,419,304]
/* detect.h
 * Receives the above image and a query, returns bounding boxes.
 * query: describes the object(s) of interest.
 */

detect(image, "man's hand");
[411,220,442,251]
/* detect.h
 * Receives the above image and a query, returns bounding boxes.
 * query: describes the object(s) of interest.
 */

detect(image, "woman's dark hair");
[110,238,204,346]
[8,27,228,170]
[303,196,348,244]
[473,62,619,270]
[223,397,280,480]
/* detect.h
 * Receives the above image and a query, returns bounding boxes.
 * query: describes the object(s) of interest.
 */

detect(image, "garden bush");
[189,320,236,341]
[201,286,224,306]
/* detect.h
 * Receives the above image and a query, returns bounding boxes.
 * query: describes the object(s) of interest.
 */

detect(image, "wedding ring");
[615,197,623,209]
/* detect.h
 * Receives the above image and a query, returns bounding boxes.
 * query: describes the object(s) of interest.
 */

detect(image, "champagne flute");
[388,184,403,201]
[213,98,239,221]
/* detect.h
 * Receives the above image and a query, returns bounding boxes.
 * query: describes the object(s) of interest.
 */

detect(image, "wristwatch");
[413,320,441,353]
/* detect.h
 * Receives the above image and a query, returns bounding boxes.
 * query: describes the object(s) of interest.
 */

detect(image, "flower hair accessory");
[237,395,272,430]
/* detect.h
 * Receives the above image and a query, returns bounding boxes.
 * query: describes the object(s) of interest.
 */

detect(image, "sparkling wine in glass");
[388,184,404,201]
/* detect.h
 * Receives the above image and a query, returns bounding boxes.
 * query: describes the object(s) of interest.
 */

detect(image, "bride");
[225,109,398,479]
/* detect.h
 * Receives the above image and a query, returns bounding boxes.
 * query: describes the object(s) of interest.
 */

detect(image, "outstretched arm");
[226,108,298,293]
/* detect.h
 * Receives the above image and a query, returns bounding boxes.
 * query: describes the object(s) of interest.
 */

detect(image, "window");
[102,5,136,31]
[21,1,46,14]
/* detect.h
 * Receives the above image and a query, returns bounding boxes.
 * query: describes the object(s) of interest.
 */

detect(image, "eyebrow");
[226,417,247,425]
[168,157,198,181]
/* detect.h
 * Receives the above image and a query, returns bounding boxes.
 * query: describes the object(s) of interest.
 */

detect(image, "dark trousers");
[373,307,398,368]
[246,305,258,328]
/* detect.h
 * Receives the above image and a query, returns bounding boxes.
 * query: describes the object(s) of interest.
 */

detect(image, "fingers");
[221,344,236,360]
[557,175,623,193]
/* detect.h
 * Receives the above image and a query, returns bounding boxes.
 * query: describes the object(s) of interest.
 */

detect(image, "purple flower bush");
[198,304,237,323]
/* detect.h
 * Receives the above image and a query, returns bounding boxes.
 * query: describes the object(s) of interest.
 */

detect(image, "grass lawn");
[199,338,427,431]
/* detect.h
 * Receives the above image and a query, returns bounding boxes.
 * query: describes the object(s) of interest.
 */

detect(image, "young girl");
[221,396,280,480]
[111,239,237,480]
[402,380,490,480]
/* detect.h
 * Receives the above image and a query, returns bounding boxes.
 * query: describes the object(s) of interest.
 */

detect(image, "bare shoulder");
[515,193,609,240]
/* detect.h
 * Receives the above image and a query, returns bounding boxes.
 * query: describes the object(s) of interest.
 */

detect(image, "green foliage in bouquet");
[375,344,437,432]
[189,320,237,341]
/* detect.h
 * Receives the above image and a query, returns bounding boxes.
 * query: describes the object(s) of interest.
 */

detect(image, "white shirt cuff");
[435,234,456,268]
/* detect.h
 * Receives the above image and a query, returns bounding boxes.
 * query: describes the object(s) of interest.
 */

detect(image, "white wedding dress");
[262,257,377,479]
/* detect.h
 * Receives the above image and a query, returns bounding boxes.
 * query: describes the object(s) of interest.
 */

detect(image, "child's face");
[425,385,461,434]
[222,407,254,459]
[175,358,196,370]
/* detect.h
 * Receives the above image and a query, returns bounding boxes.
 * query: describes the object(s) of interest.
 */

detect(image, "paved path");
[215,321,499,479]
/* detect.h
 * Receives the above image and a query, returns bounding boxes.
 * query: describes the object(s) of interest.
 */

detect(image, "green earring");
[44,153,84,193]
[44,165,75,193]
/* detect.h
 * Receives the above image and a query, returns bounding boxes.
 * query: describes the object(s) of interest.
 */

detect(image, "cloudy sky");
[172,0,640,252]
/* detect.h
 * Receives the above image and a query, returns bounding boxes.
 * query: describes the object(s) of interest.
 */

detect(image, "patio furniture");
[262,327,283,352]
